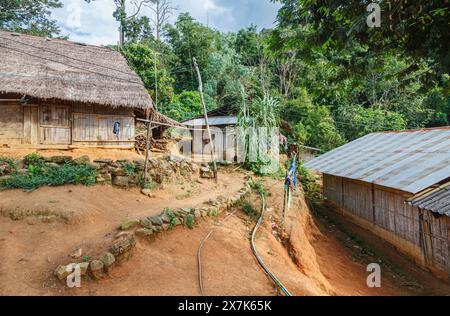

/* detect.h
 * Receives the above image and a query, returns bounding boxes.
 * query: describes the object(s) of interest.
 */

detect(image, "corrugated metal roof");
[408,183,450,217]
[304,128,450,194]
[182,116,237,127]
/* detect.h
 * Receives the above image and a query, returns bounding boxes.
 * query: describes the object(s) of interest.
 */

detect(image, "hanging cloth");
[285,155,297,191]
[113,121,121,135]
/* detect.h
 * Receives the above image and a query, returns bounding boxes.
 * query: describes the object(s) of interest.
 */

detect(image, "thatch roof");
[0,30,153,109]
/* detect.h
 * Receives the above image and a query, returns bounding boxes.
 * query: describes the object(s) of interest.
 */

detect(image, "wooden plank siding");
[0,97,135,148]
[0,101,24,144]
[323,173,450,281]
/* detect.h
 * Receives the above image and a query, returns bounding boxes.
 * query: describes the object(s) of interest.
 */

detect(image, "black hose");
[251,193,293,297]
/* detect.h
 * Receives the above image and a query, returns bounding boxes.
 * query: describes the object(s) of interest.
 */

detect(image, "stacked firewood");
[135,134,171,154]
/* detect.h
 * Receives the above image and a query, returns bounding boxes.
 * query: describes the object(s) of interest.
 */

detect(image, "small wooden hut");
[305,128,450,281]
[0,30,169,149]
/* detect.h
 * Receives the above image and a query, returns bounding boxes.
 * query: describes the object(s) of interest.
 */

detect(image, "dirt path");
[0,171,246,295]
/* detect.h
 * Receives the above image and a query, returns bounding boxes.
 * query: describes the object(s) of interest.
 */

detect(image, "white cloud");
[53,0,278,46]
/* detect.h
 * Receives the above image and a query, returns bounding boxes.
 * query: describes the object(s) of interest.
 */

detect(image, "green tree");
[281,89,345,151]
[275,0,450,74]
[164,13,221,92]
[0,0,63,37]
[161,91,216,122]
[122,42,175,106]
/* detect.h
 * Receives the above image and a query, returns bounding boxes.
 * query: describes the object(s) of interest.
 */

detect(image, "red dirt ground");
[0,173,447,296]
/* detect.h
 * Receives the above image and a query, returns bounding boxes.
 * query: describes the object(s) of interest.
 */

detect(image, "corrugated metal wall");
[323,173,449,277]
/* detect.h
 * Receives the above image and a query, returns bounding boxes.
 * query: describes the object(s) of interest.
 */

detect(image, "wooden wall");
[0,96,136,148]
[0,101,24,145]
[72,104,135,147]
[323,173,450,280]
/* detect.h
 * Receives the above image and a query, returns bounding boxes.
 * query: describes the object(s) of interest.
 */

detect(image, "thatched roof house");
[0,30,175,148]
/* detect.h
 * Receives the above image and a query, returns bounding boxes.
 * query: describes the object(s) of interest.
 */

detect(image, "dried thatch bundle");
[0,30,153,109]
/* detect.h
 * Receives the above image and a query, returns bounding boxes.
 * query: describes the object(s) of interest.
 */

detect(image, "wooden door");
[23,106,39,144]
[39,105,71,145]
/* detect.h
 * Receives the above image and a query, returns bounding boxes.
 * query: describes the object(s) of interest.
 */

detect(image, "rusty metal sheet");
[305,128,450,194]
[409,184,450,217]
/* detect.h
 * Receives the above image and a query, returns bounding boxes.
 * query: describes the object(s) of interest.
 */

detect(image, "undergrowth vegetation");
[0,153,97,192]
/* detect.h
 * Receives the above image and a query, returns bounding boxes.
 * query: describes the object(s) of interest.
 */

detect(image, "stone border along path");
[54,179,253,284]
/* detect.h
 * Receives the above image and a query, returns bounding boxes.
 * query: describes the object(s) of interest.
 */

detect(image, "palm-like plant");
[237,91,280,174]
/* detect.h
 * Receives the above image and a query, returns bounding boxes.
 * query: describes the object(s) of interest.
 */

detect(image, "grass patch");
[0,163,97,192]
[249,179,268,197]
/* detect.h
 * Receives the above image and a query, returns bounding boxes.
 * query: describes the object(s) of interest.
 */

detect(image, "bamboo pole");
[143,108,153,188]
[193,57,218,183]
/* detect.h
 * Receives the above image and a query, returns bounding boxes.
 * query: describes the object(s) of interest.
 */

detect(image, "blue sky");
[53,0,281,46]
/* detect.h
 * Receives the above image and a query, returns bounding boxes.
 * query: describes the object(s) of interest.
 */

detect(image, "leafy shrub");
[122,162,138,176]
[162,91,217,122]
[297,162,322,203]
[23,152,45,167]
[0,163,97,191]
[185,214,195,229]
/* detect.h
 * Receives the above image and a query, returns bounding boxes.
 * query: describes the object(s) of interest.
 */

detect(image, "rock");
[109,167,125,176]
[120,219,139,231]
[112,176,129,187]
[180,208,192,214]
[160,213,171,224]
[161,224,170,231]
[26,217,38,225]
[135,228,154,238]
[169,155,184,163]
[38,215,57,223]
[78,262,89,276]
[93,158,113,164]
[191,164,199,173]
[54,265,71,281]
[139,217,153,229]
[152,226,162,233]
[96,175,106,183]
[54,262,88,281]
[149,216,163,226]
[115,231,130,239]
[73,155,90,165]
[141,189,155,198]
[133,158,145,170]
[209,199,219,206]
[109,235,136,258]
[201,170,215,179]
[48,156,73,164]
[193,210,202,219]
[208,207,219,217]
[89,260,104,279]
[100,252,115,273]
[200,166,210,172]
[69,248,83,259]
[87,162,102,170]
